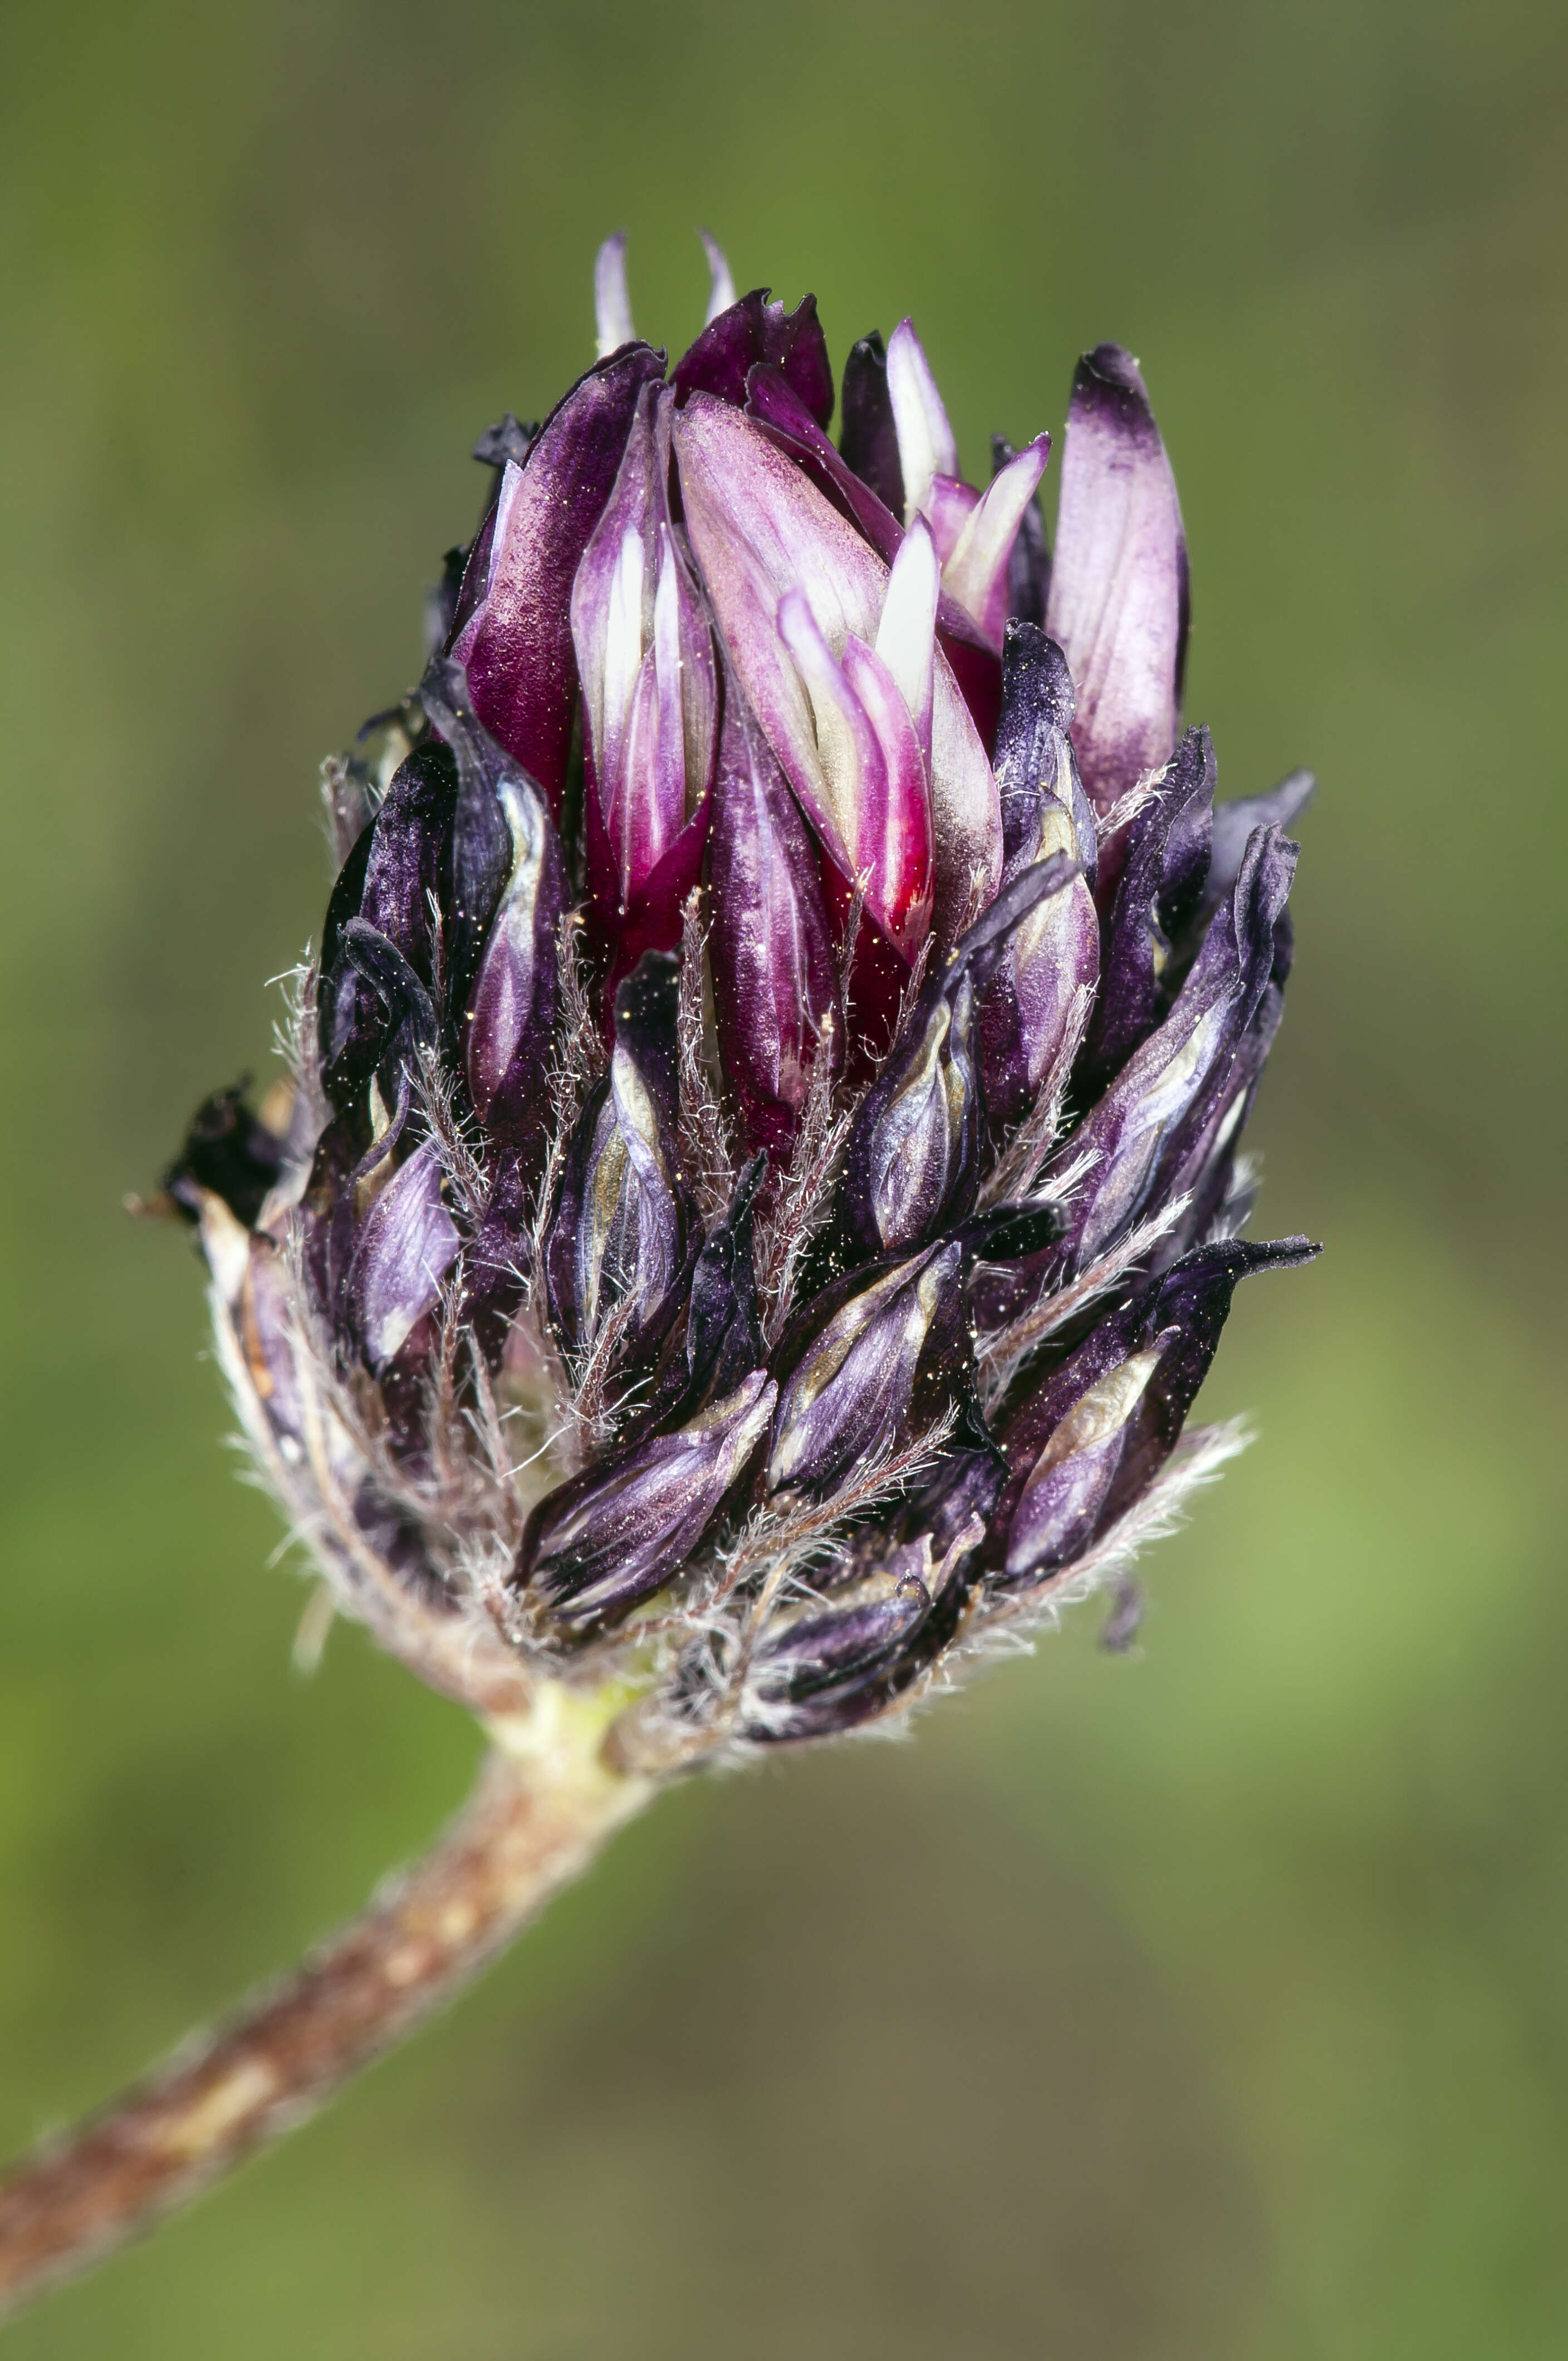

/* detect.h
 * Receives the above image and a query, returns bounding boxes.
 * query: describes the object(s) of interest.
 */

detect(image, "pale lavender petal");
[594,232,635,358]
[941,434,1051,650]
[1045,344,1189,813]
[923,472,981,566]
[699,229,736,325]
[348,1140,460,1374]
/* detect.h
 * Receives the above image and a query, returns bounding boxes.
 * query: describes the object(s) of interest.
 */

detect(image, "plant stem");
[0,1713,650,2323]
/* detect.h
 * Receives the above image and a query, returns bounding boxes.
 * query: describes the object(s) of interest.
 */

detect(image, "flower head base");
[164,237,1317,1767]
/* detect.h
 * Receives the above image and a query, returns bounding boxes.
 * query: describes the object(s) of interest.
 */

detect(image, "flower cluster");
[164,236,1316,1764]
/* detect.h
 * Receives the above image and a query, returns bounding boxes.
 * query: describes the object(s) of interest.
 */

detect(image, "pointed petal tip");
[594,232,635,359]
[698,228,737,324]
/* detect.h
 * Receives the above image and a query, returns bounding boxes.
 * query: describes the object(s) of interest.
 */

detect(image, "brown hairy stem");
[0,1721,651,2323]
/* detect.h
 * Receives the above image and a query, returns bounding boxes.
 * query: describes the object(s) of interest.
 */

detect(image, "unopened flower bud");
[464,776,569,1150]
[347,1138,460,1376]
[520,1369,776,1630]
[768,1241,964,1496]
[543,952,694,1360]
[842,853,1080,1256]
[163,234,1316,1772]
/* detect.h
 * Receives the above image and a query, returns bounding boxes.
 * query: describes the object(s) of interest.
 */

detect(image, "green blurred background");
[2,0,1564,2351]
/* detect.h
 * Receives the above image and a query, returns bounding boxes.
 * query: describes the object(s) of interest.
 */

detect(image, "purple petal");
[1045,344,1189,814]
[1206,768,1316,915]
[742,1530,970,1742]
[672,287,834,429]
[842,975,979,1256]
[708,679,838,1159]
[348,1139,460,1375]
[450,341,665,819]
[991,624,1099,885]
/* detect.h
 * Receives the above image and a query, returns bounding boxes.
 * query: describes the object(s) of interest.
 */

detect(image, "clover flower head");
[165,234,1318,1769]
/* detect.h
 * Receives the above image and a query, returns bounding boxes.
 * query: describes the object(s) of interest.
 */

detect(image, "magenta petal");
[923,472,981,566]
[1045,344,1188,814]
[672,395,999,948]
[672,287,834,429]
[603,791,713,1011]
[840,636,933,960]
[450,341,665,819]
[746,362,904,564]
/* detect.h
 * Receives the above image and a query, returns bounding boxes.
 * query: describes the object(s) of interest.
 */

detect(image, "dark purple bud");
[671,287,834,429]
[680,1155,767,1411]
[1080,725,1217,1095]
[464,775,569,1151]
[318,739,456,1103]
[842,974,979,1255]
[1045,344,1189,814]
[1205,768,1316,919]
[419,659,530,1027]
[767,1241,964,1496]
[742,1528,972,1741]
[347,1138,460,1376]
[981,628,1101,1130]
[448,341,665,819]
[1003,1333,1169,1581]
[844,854,1080,1256]
[839,330,904,518]
[1156,978,1285,1258]
[1055,824,1297,1266]
[543,952,694,1359]
[1103,1237,1319,1514]
[708,679,838,1160]
[992,434,1051,629]
[322,919,441,1133]
[519,1370,776,1630]
[991,624,1099,884]
[163,1082,284,1231]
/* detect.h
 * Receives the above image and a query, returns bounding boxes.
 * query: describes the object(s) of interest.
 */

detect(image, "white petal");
[874,514,939,757]
[885,319,959,526]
